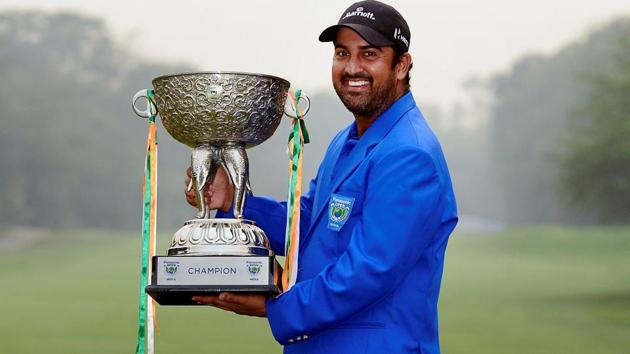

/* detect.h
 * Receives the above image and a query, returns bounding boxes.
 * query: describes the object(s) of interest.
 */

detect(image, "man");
[187,1,458,353]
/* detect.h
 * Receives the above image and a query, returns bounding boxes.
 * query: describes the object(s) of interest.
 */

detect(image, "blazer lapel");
[304,93,417,243]
[311,127,350,219]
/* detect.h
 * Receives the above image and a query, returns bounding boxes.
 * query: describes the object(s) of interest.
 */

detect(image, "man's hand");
[185,166,234,212]
[192,292,267,317]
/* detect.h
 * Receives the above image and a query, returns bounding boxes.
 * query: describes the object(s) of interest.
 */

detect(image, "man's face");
[332,27,399,118]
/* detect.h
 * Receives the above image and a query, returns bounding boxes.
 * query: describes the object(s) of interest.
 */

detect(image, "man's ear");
[395,53,412,81]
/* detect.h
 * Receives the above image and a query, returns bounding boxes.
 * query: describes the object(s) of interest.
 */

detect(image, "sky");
[1,0,629,107]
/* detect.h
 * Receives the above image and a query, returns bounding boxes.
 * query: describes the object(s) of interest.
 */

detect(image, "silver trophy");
[132,72,309,305]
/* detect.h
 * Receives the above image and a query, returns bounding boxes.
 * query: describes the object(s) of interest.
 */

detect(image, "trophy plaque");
[132,72,309,305]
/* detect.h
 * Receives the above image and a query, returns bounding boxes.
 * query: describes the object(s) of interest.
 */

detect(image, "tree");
[561,39,630,223]
[0,11,193,229]
[487,18,630,224]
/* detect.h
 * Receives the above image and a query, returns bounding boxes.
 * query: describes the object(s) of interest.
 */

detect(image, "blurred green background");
[1,227,629,353]
[0,2,629,354]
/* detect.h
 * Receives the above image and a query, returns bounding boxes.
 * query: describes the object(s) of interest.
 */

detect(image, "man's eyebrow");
[334,43,383,51]
[358,45,382,51]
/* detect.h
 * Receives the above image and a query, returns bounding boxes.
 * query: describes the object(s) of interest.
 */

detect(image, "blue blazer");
[223,92,457,353]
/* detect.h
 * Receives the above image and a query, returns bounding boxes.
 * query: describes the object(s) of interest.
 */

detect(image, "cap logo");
[393,27,409,47]
[342,7,376,21]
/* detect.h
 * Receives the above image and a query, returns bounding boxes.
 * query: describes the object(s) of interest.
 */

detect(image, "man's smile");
[342,77,372,93]
[347,79,370,87]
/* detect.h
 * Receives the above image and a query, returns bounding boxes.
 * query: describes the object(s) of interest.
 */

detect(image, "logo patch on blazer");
[328,193,355,231]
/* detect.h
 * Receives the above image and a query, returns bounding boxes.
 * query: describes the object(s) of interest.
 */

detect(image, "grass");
[440,227,630,354]
[0,226,628,353]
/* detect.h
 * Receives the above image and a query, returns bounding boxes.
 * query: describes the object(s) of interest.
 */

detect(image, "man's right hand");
[185,166,234,213]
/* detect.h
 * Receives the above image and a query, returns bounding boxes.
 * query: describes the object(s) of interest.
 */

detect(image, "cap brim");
[318,24,394,47]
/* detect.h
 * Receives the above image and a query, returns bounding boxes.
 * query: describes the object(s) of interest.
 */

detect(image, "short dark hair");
[392,51,412,92]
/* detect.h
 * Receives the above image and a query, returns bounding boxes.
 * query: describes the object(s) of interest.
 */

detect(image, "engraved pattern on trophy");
[152,72,290,148]
[169,219,271,256]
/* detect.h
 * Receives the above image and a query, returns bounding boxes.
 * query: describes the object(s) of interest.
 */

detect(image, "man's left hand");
[192,292,267,317]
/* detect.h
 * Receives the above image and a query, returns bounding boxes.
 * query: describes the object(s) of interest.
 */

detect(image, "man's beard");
[333,73,398,118]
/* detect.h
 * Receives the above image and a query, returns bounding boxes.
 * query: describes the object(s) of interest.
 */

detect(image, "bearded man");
[188,1,458,353]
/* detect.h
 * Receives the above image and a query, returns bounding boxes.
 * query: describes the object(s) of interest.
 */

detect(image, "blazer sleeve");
[216,176,318,256]
[265,146,446,344]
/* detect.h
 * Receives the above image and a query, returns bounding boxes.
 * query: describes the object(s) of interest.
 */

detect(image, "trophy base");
[146,255,281,306]
[167,218,272,256]
[146,284,280,306]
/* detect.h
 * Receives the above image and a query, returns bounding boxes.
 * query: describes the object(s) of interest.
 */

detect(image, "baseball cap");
[319,0,411,53]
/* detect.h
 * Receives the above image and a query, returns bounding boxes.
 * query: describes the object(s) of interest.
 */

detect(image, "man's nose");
[343,55,363,76]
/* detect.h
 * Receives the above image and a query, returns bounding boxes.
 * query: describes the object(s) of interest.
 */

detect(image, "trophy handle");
[284,92,310,119]
[132,89,158,118]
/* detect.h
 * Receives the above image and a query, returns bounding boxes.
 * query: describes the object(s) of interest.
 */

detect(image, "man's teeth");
[348,80,369,87]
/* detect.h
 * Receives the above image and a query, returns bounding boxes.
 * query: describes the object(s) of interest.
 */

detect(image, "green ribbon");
[135,89,156,354]
[284,89,309,284]
[147,90,157,124]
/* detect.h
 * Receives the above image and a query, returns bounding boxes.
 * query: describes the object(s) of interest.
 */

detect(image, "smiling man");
[188,1,458,353]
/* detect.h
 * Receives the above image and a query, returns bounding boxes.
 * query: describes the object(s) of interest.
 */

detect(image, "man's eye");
[364,51,376,57]
[335,51,348,57]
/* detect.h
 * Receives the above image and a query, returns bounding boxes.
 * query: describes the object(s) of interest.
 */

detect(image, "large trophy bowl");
[132,72,309,305]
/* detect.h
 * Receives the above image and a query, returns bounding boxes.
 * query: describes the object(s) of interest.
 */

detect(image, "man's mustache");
[342,74,372,81]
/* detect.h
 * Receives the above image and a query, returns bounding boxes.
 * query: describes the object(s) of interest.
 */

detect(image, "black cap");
[319,0,410,53]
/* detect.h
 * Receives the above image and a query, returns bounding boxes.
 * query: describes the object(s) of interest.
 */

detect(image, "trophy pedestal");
[145,218,281,305]
[146,255,281,305]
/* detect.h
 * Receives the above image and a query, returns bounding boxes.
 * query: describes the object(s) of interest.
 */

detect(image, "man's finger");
[196,293,235,306]
[193,295,243,314]
[219,292,245,303]
[192,295,238,307]
[186,192,198,207]
[192,295,219,305]
[186,178,193,191]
